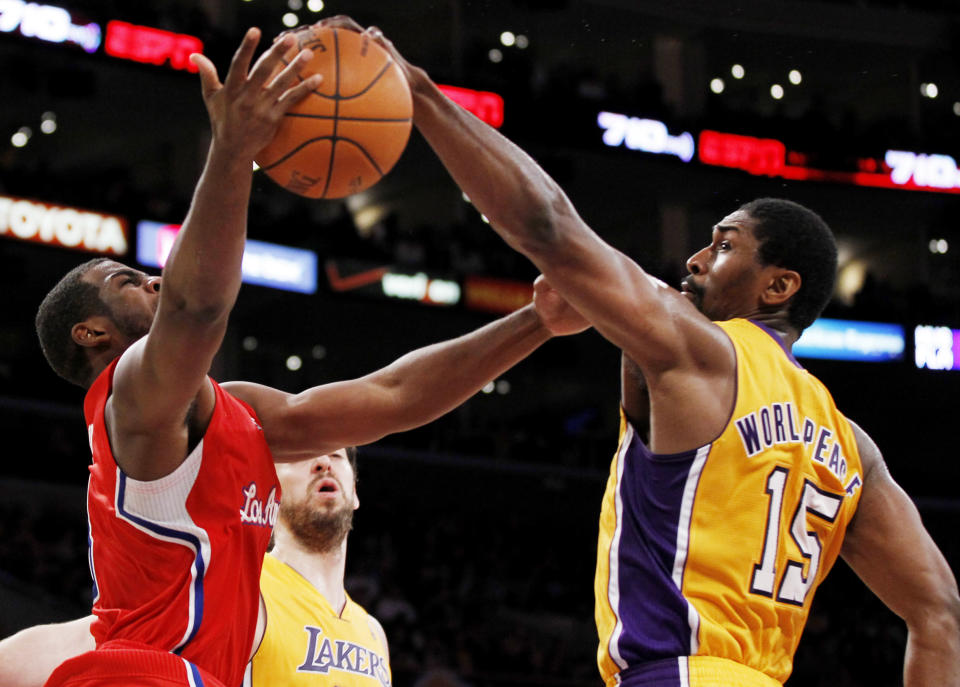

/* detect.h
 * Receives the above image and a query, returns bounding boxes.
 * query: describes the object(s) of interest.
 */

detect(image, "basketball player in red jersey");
[324,16,960,687]
[31,27,586,687]
[0,448,392,687]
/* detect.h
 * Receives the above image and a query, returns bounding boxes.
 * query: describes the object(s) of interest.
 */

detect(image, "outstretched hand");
[291,15,429,92]
[533,275,591,336]
[189,28,322,161]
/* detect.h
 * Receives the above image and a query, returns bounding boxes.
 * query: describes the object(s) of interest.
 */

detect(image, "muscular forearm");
[370,303,551,430]
[0,616,94,687]
[159,142,252,318]
[904,607,960,686]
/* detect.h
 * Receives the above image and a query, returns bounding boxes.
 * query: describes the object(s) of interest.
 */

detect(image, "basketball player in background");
[322,16,960,687]
[29,26,586,687]
[0,448,394,687]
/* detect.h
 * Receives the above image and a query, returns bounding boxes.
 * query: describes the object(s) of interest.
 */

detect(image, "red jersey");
[81,358,280,687]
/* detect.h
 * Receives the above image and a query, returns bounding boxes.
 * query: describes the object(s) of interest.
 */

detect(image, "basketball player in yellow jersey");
[0,448,391,687]
[245,446,391,687]
[338,16,960,687]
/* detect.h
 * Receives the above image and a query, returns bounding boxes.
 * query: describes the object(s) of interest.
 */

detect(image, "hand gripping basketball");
[191,28,322,161]
[254,24,414,199]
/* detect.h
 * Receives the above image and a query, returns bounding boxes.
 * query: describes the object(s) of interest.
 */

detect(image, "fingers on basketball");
[254,27,413,200]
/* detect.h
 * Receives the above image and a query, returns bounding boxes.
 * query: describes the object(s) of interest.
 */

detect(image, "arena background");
[1,1,958,685]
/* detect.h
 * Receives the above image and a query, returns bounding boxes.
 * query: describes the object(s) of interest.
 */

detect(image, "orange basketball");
[255,26,413,199]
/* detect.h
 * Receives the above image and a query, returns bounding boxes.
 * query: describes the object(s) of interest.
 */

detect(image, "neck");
[270,523,349,614]
[747,312,800,349]
[87,343,127,385]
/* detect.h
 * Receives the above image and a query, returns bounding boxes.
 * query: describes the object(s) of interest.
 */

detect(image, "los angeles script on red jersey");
[239,483,280,527]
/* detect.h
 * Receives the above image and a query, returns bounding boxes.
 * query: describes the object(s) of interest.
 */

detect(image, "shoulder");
[365,612,389,654]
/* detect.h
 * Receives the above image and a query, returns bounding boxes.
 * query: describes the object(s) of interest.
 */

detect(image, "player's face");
[682,210,773,321]
[276,450,358,552]
[277,449,359,514]
[84,260,160,341]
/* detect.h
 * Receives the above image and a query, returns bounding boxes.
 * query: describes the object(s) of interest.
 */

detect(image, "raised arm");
[309,18,733,453]
[227,288,587,460]
[305,19,723,384]
[841,421,960,685]
[108,31,321,478]
[0,616,95,687]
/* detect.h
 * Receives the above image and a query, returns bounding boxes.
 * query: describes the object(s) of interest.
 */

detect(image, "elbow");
[160,287,232,327]
[905,589,960,641]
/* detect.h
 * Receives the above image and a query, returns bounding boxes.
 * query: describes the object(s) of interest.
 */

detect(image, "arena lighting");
[710,78,725,94]
[464,276,533,314]
[596,110,960,195]
[325,258,462,308]
[597,112,695,162]
[438,85,504,128]
[136,220,317,293]
[793,319,905,362]
[731,64,745,79]
[11,127,31,147]
[40,111,57,134]
[0,194,127,254]
[0,0,100,52]
[884,150,960,190]
[698,130,960,194]
[380,271,461,306]
[914,325,960,371]
[104,20,203,73]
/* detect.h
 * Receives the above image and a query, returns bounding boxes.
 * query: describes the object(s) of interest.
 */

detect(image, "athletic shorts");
[618,656,782,687]
[44,640,226,687]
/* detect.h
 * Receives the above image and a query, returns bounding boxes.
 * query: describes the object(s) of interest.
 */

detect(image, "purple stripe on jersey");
[86,477,100,604]
[620,657,683,686]
[116,473,206,653]
[612,433,704,663]
[749,320,804,369]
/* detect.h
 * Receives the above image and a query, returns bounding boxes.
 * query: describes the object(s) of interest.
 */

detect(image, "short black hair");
[35,258,111,387]
[739,198,837,332]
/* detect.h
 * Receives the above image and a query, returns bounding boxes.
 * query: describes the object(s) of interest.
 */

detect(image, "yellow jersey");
[244,553,391,687]
[595,319,863,686]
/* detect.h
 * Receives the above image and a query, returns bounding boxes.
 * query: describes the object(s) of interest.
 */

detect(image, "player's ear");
[352,491,360,510]
[762,268,801,307]
[72,317,113,349]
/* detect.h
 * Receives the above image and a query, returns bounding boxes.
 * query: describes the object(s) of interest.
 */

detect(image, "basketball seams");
[259,137,335,173]
[319,28,343,198]
[256,26,411,198]
[334,138,385,176]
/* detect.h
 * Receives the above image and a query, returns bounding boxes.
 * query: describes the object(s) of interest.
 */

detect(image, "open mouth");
[315,478,340,495]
